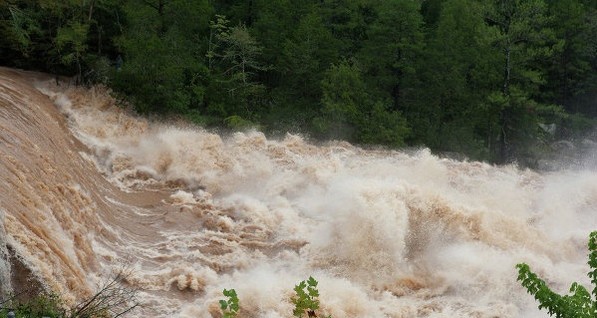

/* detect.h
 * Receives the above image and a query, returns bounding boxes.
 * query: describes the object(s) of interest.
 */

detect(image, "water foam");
[1,71,596,317]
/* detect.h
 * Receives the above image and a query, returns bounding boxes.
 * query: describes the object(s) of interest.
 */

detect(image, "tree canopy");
[1,0,595,165]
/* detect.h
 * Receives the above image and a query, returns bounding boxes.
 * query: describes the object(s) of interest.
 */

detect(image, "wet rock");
[8,246,44,302]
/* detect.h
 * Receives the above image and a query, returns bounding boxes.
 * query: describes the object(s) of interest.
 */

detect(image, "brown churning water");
[1,67,596,317]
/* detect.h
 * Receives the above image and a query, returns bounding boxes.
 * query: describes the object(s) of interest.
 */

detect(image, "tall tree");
[318,0,376,57]
[420,0,446,30]
[358,0,424,142]
[542,0,597,111]
[113,0,213,114]
[315,60,409,146]
[0,0,121,81]
[484,0,563,163]
[251,0,315,66]
[207,15,267,118]
[278,11,340,108]
[423,0,501,158]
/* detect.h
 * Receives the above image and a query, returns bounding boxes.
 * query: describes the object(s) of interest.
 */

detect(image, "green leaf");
[230,303,239,312]
[517,231,597,318]
[307,276,318,287]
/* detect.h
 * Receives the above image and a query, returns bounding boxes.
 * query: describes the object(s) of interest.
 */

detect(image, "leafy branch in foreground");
[219,277,331,318]
[219,289,239,318]
[291,276,331,318]
[516,231,597,318]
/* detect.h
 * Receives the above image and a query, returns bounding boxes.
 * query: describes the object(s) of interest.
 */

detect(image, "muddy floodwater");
[1,67,596,317]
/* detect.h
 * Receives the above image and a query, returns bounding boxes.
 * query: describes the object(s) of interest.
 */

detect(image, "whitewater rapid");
[1,67,596,317]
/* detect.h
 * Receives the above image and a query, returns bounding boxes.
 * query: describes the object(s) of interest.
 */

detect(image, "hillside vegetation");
[1,0,596,165]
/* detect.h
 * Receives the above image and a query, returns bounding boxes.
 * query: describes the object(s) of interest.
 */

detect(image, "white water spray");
[1,67,596,317]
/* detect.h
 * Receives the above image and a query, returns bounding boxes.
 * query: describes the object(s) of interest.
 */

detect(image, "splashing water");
[1,67,596,317]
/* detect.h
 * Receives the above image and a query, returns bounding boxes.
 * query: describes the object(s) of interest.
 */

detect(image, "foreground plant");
[516,231,597,318]
[69,271,138,318]
[0,292,63,318]
[291,277,330,318]
[218,277,331,317]
[219,289,239,318]
[0,270,138,318]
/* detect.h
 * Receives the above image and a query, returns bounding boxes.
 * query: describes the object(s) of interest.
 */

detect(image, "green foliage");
[113,0,213,113]
[1,271,137,318]
[483,0,563,162]
[517,231,597,318]
[316,60,409,147]
[223,115,259,130]
[0,292,64,318]
[54,22,89,64]
[205,13,270,120]
[419,0,500,155]
[278,10,339,107]
[542,0,594,102]
[4,5,41,56]
[1,0,596,165]
[356,101,410,147]
[219,277,331,317]
[291,276,331,318]
[0,0,123,79]
[219,289,239,318]
[251,0,305,64]
[358,0,424,105]
[317,60,364,136]
[54,21,89,81]
[559,114,597,139]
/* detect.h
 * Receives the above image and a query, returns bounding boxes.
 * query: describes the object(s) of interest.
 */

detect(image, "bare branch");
[69,270,138,318]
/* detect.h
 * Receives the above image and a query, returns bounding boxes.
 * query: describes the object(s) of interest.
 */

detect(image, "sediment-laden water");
[1,67,596,317]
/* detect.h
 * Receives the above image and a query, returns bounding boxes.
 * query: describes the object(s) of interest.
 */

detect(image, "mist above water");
[1,67,596,317]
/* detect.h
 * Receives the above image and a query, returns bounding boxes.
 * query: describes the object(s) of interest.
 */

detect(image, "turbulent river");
[1,67,596,317]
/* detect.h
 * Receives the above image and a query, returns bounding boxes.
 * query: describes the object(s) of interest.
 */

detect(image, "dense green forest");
[1,0,596,165]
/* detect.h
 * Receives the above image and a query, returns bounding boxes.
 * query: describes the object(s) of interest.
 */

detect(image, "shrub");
[219,289,239,318]
[291,277,331,318]
[1,292,63,318]
[516,231,597,318]
[0,271,138,318]
[219,277,331,318]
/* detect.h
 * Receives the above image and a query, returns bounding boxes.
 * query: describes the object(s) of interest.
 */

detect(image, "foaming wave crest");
[1,67,596,317]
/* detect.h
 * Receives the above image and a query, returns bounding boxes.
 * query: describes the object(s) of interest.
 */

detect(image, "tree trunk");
[159,0,166,34]
[498,39,511,163]
[498,109,508,163]
[503,45,511,95]
[88,0,96,22]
